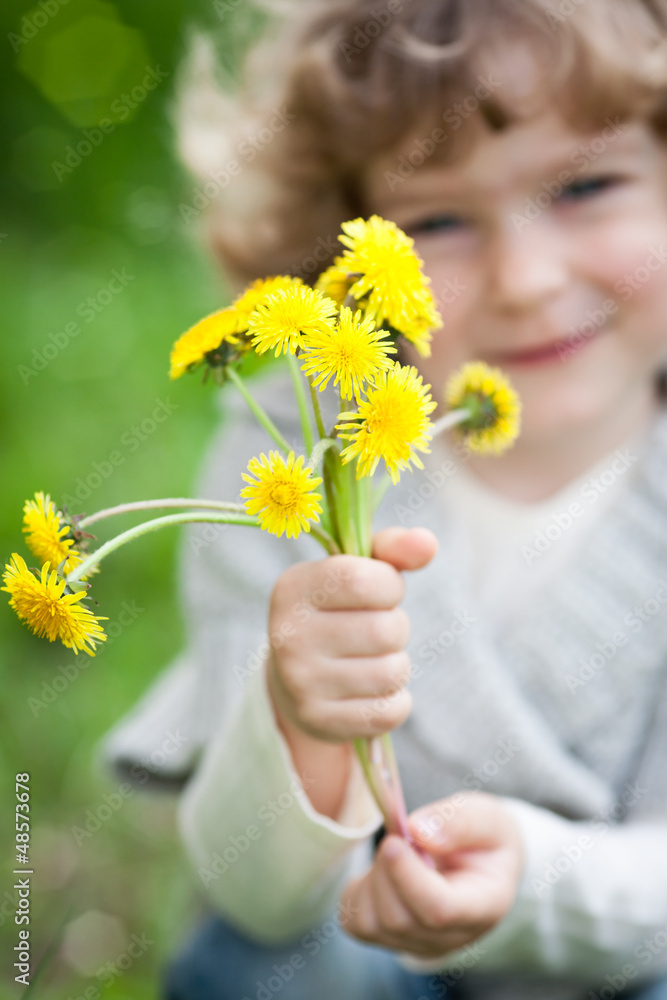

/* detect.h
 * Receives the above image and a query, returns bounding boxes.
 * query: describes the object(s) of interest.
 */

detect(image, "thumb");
[372,526,438,572]
[408,793,506,854]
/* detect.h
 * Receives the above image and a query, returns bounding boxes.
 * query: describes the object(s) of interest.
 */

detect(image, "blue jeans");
[162,911,667,1000]
[163,912,455,1000]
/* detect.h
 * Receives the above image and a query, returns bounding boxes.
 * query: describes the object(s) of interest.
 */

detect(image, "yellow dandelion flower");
[169,308,241,380]
[240,451,323,538]
[337,364,437,484]
[445,361,521,454]
[248,284,338,357]
[337,215,442,357]
[231,275,303,330]
[2,554,107,655]
[315,259,355,308]
[300,306,397,400]
[404,313,435,360]
[23,492,82,575]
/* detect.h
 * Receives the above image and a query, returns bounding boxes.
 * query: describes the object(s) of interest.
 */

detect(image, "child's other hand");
[340,792,524,958]
[267,526,438,743]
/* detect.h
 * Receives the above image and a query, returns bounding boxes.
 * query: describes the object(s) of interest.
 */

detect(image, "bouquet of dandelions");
[3,215,520,863]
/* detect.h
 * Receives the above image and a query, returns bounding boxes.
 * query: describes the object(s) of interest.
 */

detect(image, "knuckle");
[281,659,311,703]
[366,689,412,733]
[393,650,412,686]
[346,561,377,604]
[378,652,411,696]
[295,697,324,734]
[351,910,377,943]
[367,609,409,652]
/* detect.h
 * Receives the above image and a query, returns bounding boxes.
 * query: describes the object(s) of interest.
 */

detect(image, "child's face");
[362,105,667,448]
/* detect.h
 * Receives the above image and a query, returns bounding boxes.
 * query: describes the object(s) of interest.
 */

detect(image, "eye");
[557,176,619,203]
[403,213,465,236]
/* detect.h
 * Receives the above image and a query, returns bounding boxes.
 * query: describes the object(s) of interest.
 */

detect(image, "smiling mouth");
[482,325,606,367]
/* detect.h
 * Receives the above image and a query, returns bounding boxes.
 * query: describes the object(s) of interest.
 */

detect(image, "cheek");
[421,254,479,360]
[580,210,667,299]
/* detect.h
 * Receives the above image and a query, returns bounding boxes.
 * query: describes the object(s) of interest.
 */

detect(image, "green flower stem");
[353,738,394,828]
[310,523,341,555]
[66,511,261,585]
[227,367,291,454]
[372,473,392,513]
[307,377,327,440]
[329,453,359,555]
[287,352,315,455]
[306,437,338,473]
[68,510,340,583]
[78,498,246,530]
[322,450,343,552]
[354,468,373,558]
[430,406,470,439]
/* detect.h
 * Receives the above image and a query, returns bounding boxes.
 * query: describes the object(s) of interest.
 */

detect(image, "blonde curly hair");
[175,0,667,294]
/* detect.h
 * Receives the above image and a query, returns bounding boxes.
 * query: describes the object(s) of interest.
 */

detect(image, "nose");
[487,217,569,314]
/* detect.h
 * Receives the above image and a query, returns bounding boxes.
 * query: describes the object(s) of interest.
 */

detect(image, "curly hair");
[175,0,667,294]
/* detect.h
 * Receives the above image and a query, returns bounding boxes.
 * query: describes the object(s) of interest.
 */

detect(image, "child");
[102,1,667,997]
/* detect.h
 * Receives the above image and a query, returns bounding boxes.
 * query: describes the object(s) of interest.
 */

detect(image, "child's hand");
[340,792,524,958]
[266,526,438,743]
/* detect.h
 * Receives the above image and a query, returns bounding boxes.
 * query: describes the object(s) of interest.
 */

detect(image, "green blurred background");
[0,2,266,995]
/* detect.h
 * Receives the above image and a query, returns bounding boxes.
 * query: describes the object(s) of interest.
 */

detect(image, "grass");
[0,227,232,998]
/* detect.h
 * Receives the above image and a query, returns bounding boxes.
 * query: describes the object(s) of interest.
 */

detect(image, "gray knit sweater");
[102,370,667,1000]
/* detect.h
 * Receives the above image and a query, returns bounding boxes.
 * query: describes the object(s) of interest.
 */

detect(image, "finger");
[309,608,410,657]
[340,874,381,945]
[368,844,421,940]
[342,849,475,957]
[383,822,514,932]
[277,555,405,612]
[371,846,475,954]
[372,527,439,572]
[375,834,467,933]
[318,651,411,699]
[409,792,507,854]
[342,861,454,956]
[309,688,413,739]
